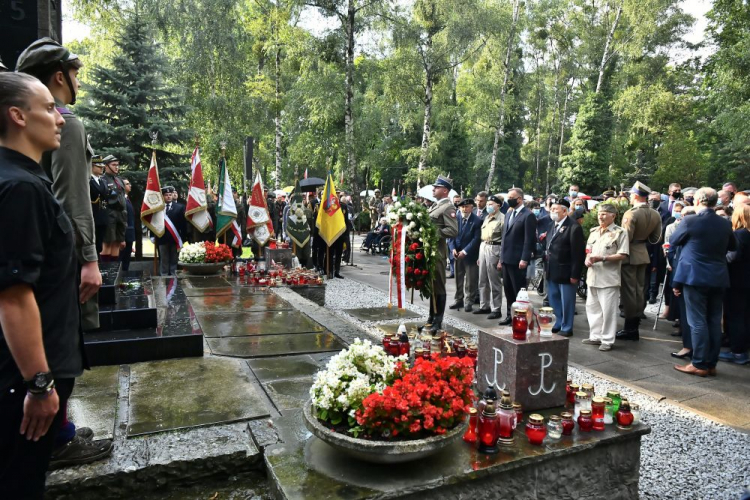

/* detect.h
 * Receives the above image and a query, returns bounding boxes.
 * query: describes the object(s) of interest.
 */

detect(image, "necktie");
[668,201,674,213]
[508,209,516,226]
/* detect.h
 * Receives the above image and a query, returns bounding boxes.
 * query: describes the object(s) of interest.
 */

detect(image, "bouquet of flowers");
[178,241,234,264]
[387,201,439,299]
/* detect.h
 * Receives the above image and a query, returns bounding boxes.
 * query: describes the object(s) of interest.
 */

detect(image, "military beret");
[15,38,82,73]
[432,175,453,190]
[102,155,118,164]
[630,181,651,197]
[488,195,502,204]
[457,198,476,207]
[597,203,618,214]
[161,186,175,194]
[554,199,571,209]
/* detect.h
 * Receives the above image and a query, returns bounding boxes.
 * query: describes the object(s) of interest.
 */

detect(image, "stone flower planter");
[303,400,467,464]
[178,262,227,275]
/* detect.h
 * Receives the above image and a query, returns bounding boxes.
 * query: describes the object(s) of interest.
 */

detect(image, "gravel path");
[325,278,750,500]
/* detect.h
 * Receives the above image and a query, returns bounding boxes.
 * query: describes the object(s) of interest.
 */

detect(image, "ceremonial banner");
[286,179,310,248]
[215,157,242,247]
[140,151,165,237]
[246,171,273,245]
[315,173,346,247]
[185,146,211,232]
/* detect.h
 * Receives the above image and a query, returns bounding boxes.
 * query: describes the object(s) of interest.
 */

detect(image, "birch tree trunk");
[344,0,357,192]
[485,0,520,192]
[596,1,623,94]
[545,70,560,196]
[275,44,282,189]
[417,70,433,182]
[557,82,571,180]
[534,90,542,190]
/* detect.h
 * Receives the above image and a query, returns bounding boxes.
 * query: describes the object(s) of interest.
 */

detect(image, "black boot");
[498,308,512,326]
[616,317,640,341]
[428,295,447,333]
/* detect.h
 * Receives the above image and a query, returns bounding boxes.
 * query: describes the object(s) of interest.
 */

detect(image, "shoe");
[640,312,647,319]
[616,329,639,341]
[708,368,717,376]
[673,363,708,377]
[487,311,501,320]
[551,327,561,334]
[581,339,601,345]
[334,273,344,279]
[718,351,750,365]
[49,435,113,470]
[648,296,657,305]
[76,427,94,441]
[599,344,612,352]
[473,308,491,315]
[464,305,473,313]
[498,317,512,326]
[447,274,455,279]
[671,320,680,328]
[557,331,573,338]
[449,302,464,310]
[670,331,682,337]
[670,349,692,359]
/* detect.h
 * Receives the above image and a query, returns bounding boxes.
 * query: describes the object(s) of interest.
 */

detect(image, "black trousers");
[0,378,74,500]
[502,264,527,314]
[724,287,750,354]
[119,239,134,271]
[330,233,347,274]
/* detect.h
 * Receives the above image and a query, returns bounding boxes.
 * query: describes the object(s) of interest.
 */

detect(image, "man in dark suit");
[119,178,135,270]
[658,183,682,224]
[157,186,187,275]
[544,199,585,336]
[499,188,537,325]
[474,191,489,221]
[671,187,736,377]
[449,199,482,312]
[90,156,109,255]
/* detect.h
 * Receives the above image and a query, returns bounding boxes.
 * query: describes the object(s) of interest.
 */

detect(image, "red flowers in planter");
[355,356,474,439]
[204,241,233,263]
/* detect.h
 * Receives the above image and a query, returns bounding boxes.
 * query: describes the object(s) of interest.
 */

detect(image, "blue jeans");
[547,279,577,332]
[683,285,724,370]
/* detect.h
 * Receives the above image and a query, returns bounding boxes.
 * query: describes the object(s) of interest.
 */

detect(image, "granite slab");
[198,311,325,338]
[264,378,315,411]
[207,332,346,358]
[182,286,271,297]
[188,293,292,313]
[127,357,271,436]
[66,365,119,440]
[248,355,322,383]
[182,276,231,288]
[344,307,421,322]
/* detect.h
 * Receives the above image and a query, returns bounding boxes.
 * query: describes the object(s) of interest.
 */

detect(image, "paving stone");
[376,321,471,339]
[183,286,270,297]
[344,306,421,321]
[127,357,271,436]
[188,293,292,313]
[67,365,119,440]
[264,378,314,411]
[198,311,325,338]
[248,355,321,383]
[207,333,346,359]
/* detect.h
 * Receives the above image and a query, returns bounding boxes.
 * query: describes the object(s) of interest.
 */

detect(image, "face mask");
[672,191,681,199]
[717,199,724,207]
[550,211,560,222]
[673,212,682,220]
[575,206,584,212]
[650,200,660,209]
[686,196,694,204]
[487,205,496,214]
[569,190,578,198]
[532,208,540,217]
[507,198,519,208]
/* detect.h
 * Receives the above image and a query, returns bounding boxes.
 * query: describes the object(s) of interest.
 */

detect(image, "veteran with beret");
[448,198,481,313]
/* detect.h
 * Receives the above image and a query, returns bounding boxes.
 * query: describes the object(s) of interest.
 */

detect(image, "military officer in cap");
[157,186,187,275]
[90,155,109,255]
[100,155,128,261]
[369,189,384,230]
[617,181,662,341]
[423,175,459,333]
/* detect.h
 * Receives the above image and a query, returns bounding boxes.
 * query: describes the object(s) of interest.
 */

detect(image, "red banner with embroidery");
[391,223,406,309]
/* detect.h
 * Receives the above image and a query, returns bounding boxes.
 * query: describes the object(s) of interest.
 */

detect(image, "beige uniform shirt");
[481,212,504,243]
[586,223,630,288]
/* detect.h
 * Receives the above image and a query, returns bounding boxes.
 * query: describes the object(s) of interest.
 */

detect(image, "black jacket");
[728,228,750,290]
[157,201,187,246]
[545,216,585,283]
[501,207,537,265]
[89,176,109,227]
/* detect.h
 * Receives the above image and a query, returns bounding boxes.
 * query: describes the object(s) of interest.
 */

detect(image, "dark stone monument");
[477,327,568,412]
[0,0,62,70]
[265,247,293,268]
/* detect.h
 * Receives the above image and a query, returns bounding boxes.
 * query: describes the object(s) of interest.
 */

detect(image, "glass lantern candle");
[383,333,394,351]
[463,408,478,444]
[631,403,641,424]
[513,402,523,425]
[478,401,500,454]
[568,383,580,407]
[497,392,516,446]
[398,332,410,356]
[477,387,498,417]
[547,415,563,440]
[512,307,528,341]
[388,338,401,357]
[525,414,546,445]
[467,344,478,369]
[607,390,622,413]
[538,307,556,337]
[574,391,591,420]
[561,412,575,436]
[581,383,595,398]
[577,409,593,432]
[616,399,634,430]
[591,397,606,431]
[603,397,615,425]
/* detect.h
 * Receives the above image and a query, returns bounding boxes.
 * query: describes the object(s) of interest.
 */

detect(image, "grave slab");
[182,276,231,288]
[248,355,321,383]
[198,311,325,337]
[207,332,346,358]
[66,365,119,440]
[376,321,471,339]
[188,293,292,313]
[477,327,569,411]
[127,357,271,436]
[182,286,270,297]
[344,307,421,322]
[264,378,315,411]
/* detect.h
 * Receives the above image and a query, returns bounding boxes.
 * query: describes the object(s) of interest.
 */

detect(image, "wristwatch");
[24,372,55,395]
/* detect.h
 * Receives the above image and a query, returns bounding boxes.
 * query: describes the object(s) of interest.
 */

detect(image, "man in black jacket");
[157,186,186,275]
[544,199,585,337]
[89,156,109,255]
[499,188,537,325]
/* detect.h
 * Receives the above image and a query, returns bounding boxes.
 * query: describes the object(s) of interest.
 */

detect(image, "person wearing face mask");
[566,184,580,203]
[448,199,481,312]
[572,199,587,223]
[660,201,686,322]
[476,195,505,319]
[658,183,682,224]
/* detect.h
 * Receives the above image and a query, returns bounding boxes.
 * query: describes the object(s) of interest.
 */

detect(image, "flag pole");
[150,131,160,275]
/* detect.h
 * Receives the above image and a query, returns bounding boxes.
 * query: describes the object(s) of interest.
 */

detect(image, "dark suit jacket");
[158,201,187,246]
[658,199,679,224]
[501,207,537,265]
[544,216,585,283]
[671,210,736,288]
[728,228,750,290]
[449,212,481,262]
[124,198,135,244]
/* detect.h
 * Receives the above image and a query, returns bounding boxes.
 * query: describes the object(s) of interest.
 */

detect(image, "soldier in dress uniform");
[616,181,662,341]
[423,175,459,333]
[90,155,109,255]
[100,155,128,261]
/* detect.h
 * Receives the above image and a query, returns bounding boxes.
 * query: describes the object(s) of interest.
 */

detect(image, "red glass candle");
[578,410,593,432]
[463,408,478,444]
[467,344,478,369]
[512,308,528,340]
[525,414,546,445]
[513,402,523,425]
[568,383,580,407]
[496,394,516,446]
[383,333,394,351]
[616,400,634,430]
[591,397,606,431]
[561,412,575,436]
[398,333,410,356]
[478,402,499,454]
[388,338,400,357]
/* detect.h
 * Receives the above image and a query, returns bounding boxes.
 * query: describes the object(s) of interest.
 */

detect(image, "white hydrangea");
[406,213,413,221]
[179,242,206,263]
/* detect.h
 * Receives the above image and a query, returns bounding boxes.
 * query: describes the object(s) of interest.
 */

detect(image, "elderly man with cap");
[448,198,481,312]
[423,175,459,333]
[616,181,662,341]
[582,203,630,351]
[100,155,128,261]
[157,186,186,275]
[475,195,505,319]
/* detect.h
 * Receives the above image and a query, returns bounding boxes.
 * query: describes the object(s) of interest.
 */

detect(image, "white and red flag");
[140,151,165,237]
[185,146,211,232]
[246,171,273,245]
